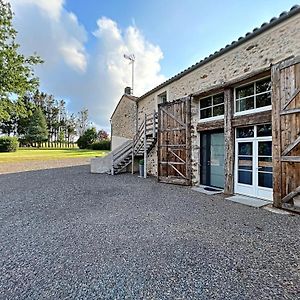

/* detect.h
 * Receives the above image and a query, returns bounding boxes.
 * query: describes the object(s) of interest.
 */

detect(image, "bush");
[0,136,19,152]
[90,140,111,150]
[77,128,97,149]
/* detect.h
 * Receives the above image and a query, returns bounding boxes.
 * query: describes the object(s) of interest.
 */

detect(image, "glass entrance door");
[235,124,273,201]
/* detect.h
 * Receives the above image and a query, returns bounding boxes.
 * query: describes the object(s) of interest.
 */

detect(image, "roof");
[110,94,138,120]
[137,5,300,102]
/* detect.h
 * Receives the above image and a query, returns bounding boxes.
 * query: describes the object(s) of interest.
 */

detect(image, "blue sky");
[10,1,298,131]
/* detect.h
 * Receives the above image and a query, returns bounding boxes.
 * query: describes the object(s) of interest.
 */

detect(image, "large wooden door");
[272,57,300,210]
[157,97,192,185]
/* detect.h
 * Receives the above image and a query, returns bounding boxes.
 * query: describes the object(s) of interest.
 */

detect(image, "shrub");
[77,128,97,149]
[0,136,19,152]
[90,140,111,150]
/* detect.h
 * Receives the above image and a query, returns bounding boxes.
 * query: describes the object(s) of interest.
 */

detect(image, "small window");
[158,92,167,104]
[257,124,272,137]
[236,126,254,138]
[235,77,271,113]
[199,93,224,120]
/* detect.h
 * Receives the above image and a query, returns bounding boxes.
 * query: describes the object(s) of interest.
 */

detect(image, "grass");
[0,148,109,163]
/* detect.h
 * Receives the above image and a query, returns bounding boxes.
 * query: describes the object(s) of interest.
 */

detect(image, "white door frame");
[235,126,273,201]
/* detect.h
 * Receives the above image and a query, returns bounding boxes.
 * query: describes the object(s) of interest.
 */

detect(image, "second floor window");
[235,77,271,113]
[199,93,224,119]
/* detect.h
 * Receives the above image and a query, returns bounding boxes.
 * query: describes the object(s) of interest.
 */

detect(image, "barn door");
[272,57,300,210]
[157,97,192,185]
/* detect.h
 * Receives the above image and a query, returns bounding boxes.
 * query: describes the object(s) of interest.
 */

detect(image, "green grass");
[0,148,109,163]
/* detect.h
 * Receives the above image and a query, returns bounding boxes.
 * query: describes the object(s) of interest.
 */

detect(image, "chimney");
[124,86,132,95]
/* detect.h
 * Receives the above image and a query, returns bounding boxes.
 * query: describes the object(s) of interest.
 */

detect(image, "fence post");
[144,113,147,178]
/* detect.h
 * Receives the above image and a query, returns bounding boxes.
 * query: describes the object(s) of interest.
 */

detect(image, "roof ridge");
[137,5,300,101]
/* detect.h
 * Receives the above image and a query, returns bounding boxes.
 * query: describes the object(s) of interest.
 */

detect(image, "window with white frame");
[235,77,271,114]
[199,93,224,120]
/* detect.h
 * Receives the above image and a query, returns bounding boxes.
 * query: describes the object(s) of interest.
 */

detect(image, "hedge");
[0,136,19,152]
[89,140,111,150]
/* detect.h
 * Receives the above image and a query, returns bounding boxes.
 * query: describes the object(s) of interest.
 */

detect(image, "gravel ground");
[0,158,90,174]
[0,165,299,299]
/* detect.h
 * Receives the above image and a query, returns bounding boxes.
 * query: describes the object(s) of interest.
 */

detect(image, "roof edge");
[137,5,300,102]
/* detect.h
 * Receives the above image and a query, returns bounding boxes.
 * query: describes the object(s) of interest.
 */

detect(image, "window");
[199,93,224,120]
[157,91,167,104]
[235,77,271,114]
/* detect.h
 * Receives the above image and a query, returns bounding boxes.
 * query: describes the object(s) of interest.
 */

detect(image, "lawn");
[0,148,109,163]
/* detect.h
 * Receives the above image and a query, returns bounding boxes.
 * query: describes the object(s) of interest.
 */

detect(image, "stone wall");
[111,94,137,151]
[137,14,300,181]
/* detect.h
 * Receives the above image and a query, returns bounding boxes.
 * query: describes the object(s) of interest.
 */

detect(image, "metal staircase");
[111,112,158,175]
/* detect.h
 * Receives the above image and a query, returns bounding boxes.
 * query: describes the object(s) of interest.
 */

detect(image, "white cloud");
[9,2,165,131]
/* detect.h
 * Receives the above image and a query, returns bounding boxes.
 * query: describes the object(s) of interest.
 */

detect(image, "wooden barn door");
[272,57,300,210]
[157,97,192,185]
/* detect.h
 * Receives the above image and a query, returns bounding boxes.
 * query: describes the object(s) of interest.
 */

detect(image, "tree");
[26,107,48,147]
[77,127,97,149]
[97,129,109,141]
[77,108,89,136]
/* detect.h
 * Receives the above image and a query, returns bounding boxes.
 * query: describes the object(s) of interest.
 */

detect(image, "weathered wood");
[144,113,147,178]
[278,55,300,70]
[232,110,272,127]
[282,87,300,110]
[281,135,300,156]
[223,88,234,195]
[271,63,282,208]
[186,97,192,185]
[197,119,224,132]
[280,107,300,115]
[281,156,300,162]
[160,107,186,127]
[282,186,300,203]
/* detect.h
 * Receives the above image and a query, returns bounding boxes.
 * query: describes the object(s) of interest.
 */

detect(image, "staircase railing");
[111,140,132,175]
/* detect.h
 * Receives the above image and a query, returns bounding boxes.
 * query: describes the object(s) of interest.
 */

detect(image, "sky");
[9,0,298,132]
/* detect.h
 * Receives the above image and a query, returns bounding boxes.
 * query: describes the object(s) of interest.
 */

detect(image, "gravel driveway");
[0,165,299,299]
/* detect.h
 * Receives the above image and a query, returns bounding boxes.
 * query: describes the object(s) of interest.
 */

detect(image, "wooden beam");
[271,63,282,208]
[279,55,300,70]
[160,107,186,127]
[281,156,300,162]
[280,108,300,116]
[281,135,300,156]
[197,119,224,132]
[223,88,234,195]
[282,186,300,203]
[282,87,300,110]
[232,110,272,127]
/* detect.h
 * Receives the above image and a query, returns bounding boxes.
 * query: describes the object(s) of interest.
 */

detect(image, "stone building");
[97,6,300,210]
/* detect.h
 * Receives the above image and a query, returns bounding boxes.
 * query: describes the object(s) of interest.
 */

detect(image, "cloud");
[9,1,165,131]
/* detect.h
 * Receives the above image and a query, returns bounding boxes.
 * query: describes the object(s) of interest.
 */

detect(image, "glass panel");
[210,133,225,188]
[237,97,254,112]
[213,94,224,105]
[256,93,271,108]
[237,126,254,138]
[213,105,224,116]
[238,142,253,155]
[200,97,212,109]
[238,156,252,170]
[257,124,272,137]
[238,170,253,185]
[200,108,212,119]
[236,84,254,99]
[258,172,273,188]
[256,78,271,94]
[258,141,272,156]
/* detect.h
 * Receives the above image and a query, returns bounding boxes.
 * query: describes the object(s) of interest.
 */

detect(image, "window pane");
[256,78,271,94]
[257,124,272,137]
[237,126,254,138]
[238,156,252,170]
[213,94,224,105]
[213,105,224,116]
[200,108,212,119]
[238,142,253,155]
[256,93,271,108]
[238,171,253,185]
[237,97,254,112]
[258,141,272,156]
[200,97,212,109]
[236,84,254,99]
[258,172,273,188]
